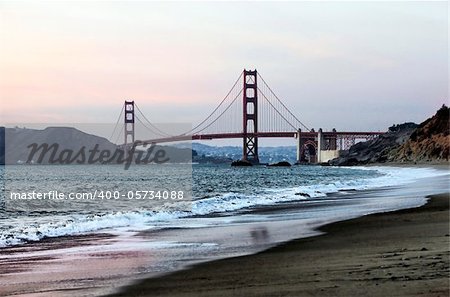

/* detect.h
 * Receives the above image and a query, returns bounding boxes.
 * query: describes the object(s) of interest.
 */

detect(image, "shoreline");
[109,193,450,297]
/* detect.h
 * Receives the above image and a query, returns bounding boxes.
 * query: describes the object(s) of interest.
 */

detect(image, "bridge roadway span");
[136,131,384,145]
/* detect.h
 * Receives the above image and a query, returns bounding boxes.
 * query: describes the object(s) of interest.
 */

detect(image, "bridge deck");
[133,131,384,145]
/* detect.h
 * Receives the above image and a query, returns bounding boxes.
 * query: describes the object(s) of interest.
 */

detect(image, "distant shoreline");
[109,193,450,297]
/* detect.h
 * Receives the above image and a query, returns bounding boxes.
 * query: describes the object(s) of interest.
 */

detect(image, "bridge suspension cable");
[183,71,312,136]
[257,73,311,131]
[258,86,298,132]
[134,103,173,137]
[183,72,244,135]
[110,70,312,145]
[114,123,124,145]
[109,104,124,143]
[191,88,243,134]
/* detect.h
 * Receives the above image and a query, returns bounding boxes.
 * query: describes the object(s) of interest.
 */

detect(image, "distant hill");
[175,143,297,163]
[0,127,4,165]
[4,127,116,164]
[1,127,192,165]
[330,105,450,165]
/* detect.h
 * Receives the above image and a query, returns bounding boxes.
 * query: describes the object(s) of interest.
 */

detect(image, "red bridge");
[111,70,383,164]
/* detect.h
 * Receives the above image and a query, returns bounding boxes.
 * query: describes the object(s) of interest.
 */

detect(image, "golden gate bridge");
[110,69,383,164]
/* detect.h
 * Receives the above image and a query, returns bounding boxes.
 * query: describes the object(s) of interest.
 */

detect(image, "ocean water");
[0,164,448,247]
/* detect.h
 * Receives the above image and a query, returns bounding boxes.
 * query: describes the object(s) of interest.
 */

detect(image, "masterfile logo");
[25,141,170,169]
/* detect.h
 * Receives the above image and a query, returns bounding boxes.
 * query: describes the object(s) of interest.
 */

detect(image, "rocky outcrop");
[330,105,450,165]
[267,161,292,167]
[231,159,253,166]
[389,105,449,162]
[329,123,417,166]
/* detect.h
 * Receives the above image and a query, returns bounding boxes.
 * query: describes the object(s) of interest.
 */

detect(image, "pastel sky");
[0,1,448,143]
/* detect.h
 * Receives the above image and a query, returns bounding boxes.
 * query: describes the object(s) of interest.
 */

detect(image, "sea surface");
[0,164,449,296]
[0,164,448,247]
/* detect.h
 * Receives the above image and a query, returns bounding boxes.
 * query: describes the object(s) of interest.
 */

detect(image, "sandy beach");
[110,193,449,297]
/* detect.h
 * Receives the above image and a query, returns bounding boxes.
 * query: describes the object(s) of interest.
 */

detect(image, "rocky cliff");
[330,105,449,165]
[389,105,449,162]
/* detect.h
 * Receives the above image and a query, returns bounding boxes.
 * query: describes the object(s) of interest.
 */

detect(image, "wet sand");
[0,233,138,297]
[110,193,450,297]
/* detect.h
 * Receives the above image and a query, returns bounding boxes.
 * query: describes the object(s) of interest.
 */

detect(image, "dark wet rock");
[267,161,291,167]
[231,159,253,167]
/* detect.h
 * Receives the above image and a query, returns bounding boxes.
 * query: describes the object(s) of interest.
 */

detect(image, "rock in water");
[231,160,253,167]
[267,161,292,167]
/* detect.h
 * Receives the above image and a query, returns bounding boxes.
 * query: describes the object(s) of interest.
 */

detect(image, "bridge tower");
[242,69,259,164]
[124,100,135,150]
